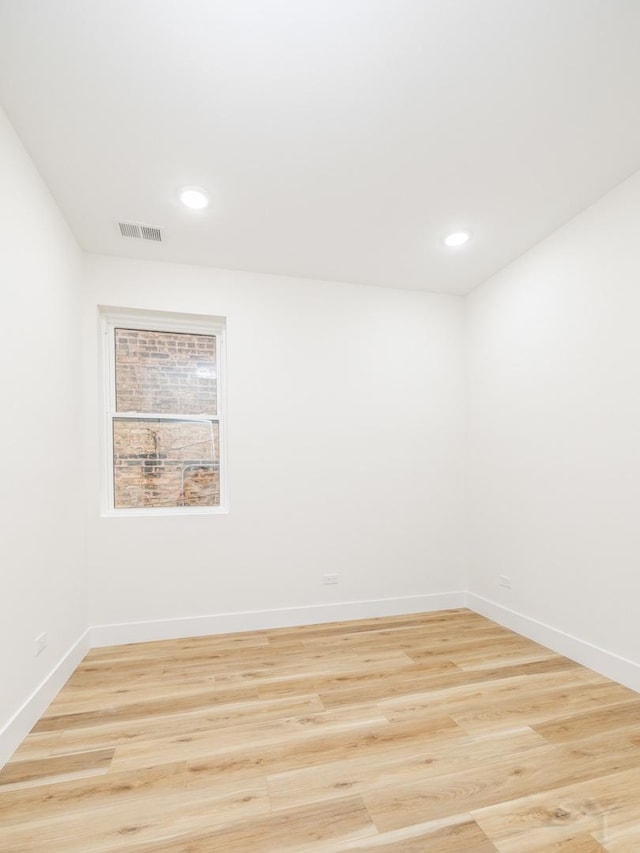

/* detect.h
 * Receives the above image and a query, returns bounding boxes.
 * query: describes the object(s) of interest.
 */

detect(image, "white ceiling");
[1,0,640,295]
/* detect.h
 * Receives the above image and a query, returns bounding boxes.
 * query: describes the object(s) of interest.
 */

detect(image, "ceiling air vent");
[117,221,164,242]
[140,225,162,242]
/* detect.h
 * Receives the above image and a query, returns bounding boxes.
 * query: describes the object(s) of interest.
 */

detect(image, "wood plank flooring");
[1,609,640,851]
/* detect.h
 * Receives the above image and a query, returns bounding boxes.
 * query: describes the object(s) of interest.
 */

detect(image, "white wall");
[466,170,640,684]
[0,107,88,764]
[84,255,466,640]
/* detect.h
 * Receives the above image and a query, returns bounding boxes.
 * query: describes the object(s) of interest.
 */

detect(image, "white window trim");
[99,306,228,517]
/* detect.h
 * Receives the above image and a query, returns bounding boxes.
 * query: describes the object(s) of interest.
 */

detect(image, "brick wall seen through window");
[112,327,220,510]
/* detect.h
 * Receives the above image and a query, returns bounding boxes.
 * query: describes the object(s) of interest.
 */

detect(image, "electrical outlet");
[323,573,339,585]
[498,575,512,590]
[35,632,47,656]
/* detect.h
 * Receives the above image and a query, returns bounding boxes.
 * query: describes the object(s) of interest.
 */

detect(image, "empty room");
[2,1,640,850]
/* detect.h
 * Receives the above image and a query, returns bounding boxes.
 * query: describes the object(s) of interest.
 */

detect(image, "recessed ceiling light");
[444,230,471,248]
[180,187,209,210]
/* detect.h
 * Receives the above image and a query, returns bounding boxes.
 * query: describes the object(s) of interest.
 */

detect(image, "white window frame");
[99,306,227,517]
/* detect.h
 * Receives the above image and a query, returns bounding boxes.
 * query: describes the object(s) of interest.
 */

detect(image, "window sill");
[100,506,228,518]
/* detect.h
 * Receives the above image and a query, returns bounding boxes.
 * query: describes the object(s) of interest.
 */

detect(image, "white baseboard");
[467,592,640,693]
[90,592,467,647]
[0,630,91,769]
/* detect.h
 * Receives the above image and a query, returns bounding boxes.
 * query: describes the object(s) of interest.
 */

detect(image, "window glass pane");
[113,418,220,508]
[115,329,217,415]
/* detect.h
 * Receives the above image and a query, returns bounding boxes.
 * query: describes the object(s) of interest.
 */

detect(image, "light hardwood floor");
[2,609,640,852]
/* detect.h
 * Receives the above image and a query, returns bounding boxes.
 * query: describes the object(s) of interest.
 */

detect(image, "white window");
[100,307,227,515]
